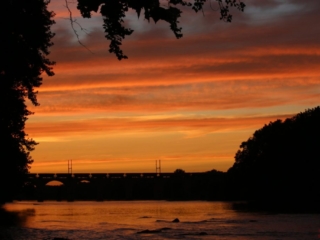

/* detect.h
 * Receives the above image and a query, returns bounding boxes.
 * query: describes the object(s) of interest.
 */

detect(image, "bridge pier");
[94,178,106,201]
[124,179,133,200]
[35,180,45,202]
[66,176,76,202]
[153,177,165,199]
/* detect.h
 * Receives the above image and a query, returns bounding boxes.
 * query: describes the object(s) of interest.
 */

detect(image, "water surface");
[1,201,319,239]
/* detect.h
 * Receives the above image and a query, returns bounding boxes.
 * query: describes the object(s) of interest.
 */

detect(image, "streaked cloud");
[27,113,294,140]
[27,0,320,173]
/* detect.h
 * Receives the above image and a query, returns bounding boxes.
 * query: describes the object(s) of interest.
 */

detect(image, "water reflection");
[0,207,35,226]
[2,201,238,230]
[0,207,35,240]
[1,201,320,240]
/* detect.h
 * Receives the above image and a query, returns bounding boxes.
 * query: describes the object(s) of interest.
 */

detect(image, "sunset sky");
[26,0,320,173]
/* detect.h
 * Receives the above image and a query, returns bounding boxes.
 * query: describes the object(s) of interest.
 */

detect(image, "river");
[1,201,319,239]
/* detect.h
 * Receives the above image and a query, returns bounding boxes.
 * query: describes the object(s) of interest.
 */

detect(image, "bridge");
[25,172,211,202]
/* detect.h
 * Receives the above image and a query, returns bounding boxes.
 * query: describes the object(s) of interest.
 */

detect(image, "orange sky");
[26,0,320,173]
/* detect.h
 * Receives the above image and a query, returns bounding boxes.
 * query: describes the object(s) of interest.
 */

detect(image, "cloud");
[42,17,320,97]
[28,78,320,115]
[26,113,295,141]
[27,0,320,173]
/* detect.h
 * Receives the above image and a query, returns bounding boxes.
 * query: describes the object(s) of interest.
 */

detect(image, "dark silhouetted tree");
[76,0,245,59]
[0,0,55,203]
[174,168,186,174]
[228,106,320,211]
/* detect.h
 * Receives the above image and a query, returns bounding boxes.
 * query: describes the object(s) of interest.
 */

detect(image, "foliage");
[76,0,245,59]
[0,0,55,202]
[228,106,320,210]
[174,168,186,174]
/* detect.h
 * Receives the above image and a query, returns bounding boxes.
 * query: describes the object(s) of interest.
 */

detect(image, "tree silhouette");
[174,168,186,174]
[228,106,320,211]
[0,0,55,203]
[76,0,245,59]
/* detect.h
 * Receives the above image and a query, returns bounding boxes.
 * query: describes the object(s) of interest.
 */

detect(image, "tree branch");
[64,0,94,54]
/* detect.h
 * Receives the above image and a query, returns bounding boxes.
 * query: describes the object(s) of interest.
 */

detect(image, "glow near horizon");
[26,0,320,173]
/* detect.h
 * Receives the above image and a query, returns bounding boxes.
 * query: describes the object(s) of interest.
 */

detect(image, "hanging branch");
[64,0,94,54]
[75,0,245,59]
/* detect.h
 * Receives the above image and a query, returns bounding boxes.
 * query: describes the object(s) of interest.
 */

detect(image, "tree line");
[227,106,320,212]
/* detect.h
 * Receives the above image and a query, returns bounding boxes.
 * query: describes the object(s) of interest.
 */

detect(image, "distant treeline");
[227,106,320,212]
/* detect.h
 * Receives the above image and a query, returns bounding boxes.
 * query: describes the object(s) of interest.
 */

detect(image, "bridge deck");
[28,172,206,179]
